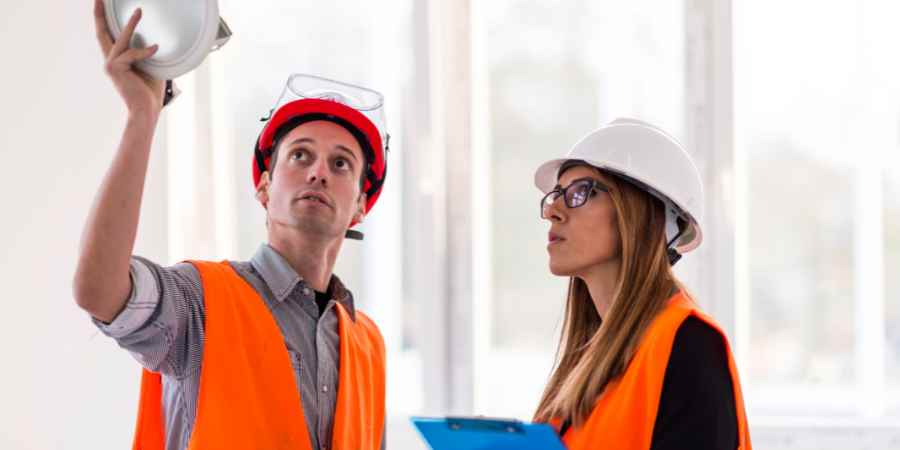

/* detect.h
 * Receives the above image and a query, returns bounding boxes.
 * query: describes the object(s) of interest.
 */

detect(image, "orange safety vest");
[556,292,751,450]
[130,260,386,450]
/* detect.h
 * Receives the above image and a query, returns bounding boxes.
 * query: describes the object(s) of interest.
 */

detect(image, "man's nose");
[307,159,328,186]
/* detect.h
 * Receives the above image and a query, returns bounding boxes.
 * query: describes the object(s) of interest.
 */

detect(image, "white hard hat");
[534,118,704,257]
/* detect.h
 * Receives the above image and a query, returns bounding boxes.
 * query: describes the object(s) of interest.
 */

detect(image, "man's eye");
[334,158,351,171]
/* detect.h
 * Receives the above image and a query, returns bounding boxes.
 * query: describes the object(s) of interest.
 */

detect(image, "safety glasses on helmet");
[263,74,388,147]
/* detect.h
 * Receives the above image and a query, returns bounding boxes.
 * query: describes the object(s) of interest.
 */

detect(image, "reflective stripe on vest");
[557,292,751,450]
[131,260,386,450]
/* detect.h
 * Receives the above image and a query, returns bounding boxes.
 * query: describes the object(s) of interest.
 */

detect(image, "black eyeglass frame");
[540,177,610,219]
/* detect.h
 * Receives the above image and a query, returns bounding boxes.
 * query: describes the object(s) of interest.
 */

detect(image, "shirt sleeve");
[650,316,739,450]
[92,255,206,379]
[92,257,160,338]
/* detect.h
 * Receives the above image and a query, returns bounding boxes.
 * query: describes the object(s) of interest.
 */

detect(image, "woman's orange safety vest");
[130,260,386,450]
[557,292,751,450]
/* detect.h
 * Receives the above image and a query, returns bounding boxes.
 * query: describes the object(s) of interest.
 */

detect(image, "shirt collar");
[250,243,356,320]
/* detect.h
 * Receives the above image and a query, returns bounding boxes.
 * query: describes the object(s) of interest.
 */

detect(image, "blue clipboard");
[411,416,566,450]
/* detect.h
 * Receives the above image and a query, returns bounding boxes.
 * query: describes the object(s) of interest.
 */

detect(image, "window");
[734,0,900,419]
[887,168,900,414]
[473,0,685,418]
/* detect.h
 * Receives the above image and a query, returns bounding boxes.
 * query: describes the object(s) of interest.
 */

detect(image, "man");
[74,2,388,449]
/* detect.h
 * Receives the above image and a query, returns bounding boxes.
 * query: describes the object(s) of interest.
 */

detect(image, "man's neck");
[267,230,343,293]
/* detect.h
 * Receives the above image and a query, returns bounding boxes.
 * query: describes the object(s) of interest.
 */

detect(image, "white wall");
[0,1,169,448]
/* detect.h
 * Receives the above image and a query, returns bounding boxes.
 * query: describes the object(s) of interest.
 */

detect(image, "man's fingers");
[115,45,159,66]
[93,0,114,55]
[110,7,142,58]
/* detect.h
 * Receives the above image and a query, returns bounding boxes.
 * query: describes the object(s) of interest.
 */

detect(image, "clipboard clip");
[445,416,525,434]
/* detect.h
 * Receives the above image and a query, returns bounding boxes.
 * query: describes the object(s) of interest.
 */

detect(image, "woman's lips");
[548,232,565,244]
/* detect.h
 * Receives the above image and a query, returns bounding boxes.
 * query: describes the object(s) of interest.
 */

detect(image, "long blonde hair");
[533,167,681,427]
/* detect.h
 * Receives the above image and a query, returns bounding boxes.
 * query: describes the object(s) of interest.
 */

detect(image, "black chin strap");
[667,248,682,266]
[666,226,686,266]
[345,229,364,240]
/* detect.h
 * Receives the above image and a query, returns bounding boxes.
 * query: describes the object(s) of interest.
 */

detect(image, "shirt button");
[323,385,329,393]
[303,287,311,296]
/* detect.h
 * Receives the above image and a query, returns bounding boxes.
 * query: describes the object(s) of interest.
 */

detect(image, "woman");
[532,118,751,450]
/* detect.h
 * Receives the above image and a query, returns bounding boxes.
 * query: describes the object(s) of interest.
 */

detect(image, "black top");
[651,316,738,449]
[559,317,738,449]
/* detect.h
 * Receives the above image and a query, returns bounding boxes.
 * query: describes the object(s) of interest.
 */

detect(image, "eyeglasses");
[540,178,610,219]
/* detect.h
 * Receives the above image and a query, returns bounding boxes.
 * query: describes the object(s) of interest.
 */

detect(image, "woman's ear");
[256,172,271,209]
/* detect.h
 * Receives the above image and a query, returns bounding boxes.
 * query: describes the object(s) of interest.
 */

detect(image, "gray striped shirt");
[93,243,385,450]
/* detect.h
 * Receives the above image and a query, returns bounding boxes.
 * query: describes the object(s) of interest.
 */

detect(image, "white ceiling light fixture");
[104,0,232,80]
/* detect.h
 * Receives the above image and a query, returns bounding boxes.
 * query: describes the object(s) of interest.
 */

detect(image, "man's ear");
[353,192,368,224]
[256,172,271,209]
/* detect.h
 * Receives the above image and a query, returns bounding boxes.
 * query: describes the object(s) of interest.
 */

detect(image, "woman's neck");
[578,259,620,319]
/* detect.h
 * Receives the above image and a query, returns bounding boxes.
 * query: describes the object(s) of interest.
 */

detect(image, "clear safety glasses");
[264,73,388,142]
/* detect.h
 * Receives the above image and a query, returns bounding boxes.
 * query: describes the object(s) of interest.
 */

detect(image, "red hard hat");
[252,98,388,219]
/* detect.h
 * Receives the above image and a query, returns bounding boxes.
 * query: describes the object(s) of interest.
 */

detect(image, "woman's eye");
[290,150,308,161]
[577,186,591,197]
